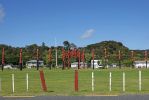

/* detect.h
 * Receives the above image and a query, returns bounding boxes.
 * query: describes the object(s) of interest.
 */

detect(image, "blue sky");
[0,0,149,49]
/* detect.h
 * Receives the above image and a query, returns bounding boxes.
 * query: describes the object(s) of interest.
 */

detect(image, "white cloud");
[0,4,5,22]
[80,29,95,39]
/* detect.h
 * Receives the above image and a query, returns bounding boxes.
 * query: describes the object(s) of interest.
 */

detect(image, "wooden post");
[104,48,107,68]
[92,72,94,92]
[109,72,112,91]
[48,48,52,70]
[145,51,148,68]
[74,70,78,91]
[39,70,47,92]
[2,48,5,71]
[26,73,29,92]
[0,78,1,92]
[118,50,121,69]
[62,48,65,70]
[19,48,23,71]
[92,49,95,70]
[123,72,125,92]
[77,50,80,69]
[131,51,134,68]
[37,49,39,70]
[139,70,141,91]
[12,74,14,93]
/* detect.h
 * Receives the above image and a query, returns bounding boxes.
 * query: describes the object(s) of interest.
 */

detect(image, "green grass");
[0,68,149,96]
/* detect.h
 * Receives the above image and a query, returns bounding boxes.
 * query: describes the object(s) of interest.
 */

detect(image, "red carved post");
[39,70,47,92]
[48,48,52,70]
[62,48,65,70]
[104,48,107,68]
[131,51,134,68]
[92,49,95,70]
[74,48,77,58]
[77,50,80,69]
[74,70,78,91]
[68,50,70,69]
[2,48,5,71]
[37,49,39,70]
[118,50,121,69]
[81,50,85,68]
[145,51,148,68]
[19,48,23,71]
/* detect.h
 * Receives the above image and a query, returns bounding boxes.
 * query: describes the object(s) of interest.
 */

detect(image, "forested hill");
[86,40,129,52]
[85,41,130,58]
[0,41,148,67]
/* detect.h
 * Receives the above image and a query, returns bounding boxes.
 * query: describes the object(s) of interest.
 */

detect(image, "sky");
[0,0,149,50]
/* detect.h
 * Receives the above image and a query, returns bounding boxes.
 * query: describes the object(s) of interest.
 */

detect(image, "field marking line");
[87,95,118,96]
[3,96,35,98]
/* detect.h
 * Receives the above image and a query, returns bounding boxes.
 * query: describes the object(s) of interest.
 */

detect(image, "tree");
[70,43,77,50]
[63,41,70,50]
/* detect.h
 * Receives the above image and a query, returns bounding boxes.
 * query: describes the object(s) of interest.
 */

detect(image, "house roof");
[134,61,149,63]
[27,60,43,63]
[71,62,87,65]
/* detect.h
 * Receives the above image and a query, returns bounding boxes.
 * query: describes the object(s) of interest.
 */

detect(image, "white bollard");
[26,73,29,92]
[12,74,14,93]
[123,72,125,92]
[109,72,112,92]
[92,72,94,92]
[0,78,1,92]
[139,70,141,91]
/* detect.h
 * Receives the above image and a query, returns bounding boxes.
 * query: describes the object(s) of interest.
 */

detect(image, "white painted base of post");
[123,72,125,92]
[0,78,1,92]
[92,72,94,92]
[109,72,112,92]
[12,74,14,93]
[26,73,28,92]
[139,70,141,91]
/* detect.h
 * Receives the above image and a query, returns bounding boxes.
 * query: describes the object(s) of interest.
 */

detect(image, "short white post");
[12,74,14,93]
[26,73,28,92]
[109,72,112,92]
[123,72,125,92]
[0,78,1,92]
[139,70,141,91]
[92,72,94,92]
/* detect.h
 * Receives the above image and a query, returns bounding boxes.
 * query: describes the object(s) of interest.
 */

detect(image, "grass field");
[0,68,149,96]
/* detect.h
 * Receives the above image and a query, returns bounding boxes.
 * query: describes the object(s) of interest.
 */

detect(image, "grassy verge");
[0,68,149,96]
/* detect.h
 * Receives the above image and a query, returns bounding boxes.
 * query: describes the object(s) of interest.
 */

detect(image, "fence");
[0,69,149,96]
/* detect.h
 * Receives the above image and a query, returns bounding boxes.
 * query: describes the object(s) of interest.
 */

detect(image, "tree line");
[0,40,148,68]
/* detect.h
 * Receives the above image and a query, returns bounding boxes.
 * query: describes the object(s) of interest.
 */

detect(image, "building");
[134,61,149,68]
[71,62,87,68]
[91,60,103,68]
[26,60,44,68]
